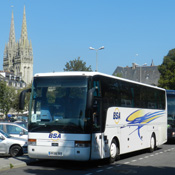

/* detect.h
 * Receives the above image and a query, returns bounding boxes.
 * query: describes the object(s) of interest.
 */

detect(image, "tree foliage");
[12,90,21,114]
[12,83,32,113]
[158,48,175,89]
[0,81,15,118]
[64,57,92,71]
[113,72,122,78]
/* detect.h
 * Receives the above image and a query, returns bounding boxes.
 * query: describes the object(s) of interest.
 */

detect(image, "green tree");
[113,72,122,78]
[158,48,175,89]
[12,83,32,113]
[0,81,15,119]
[12,90,21,114]
[64,57,92,71]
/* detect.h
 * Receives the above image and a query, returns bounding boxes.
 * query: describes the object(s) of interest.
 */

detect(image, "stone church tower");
[3,6,33,84]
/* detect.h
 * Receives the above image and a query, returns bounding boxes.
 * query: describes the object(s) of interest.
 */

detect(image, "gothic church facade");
[3,6,33,84]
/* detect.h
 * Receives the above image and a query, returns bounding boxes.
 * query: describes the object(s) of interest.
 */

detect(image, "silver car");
[0,129,28,157]
[0,122,28,140]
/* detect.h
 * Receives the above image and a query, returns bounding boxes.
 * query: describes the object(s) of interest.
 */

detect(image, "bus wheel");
[149,134,156,153]
[109,139,119,163]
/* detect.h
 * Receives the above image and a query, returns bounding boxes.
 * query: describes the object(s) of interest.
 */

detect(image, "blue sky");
[0,0,175,75]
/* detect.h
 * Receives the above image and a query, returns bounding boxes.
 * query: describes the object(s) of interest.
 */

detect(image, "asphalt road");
[1,143,175,175]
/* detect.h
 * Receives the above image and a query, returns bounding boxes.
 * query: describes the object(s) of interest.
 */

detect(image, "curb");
[0,155,37,172]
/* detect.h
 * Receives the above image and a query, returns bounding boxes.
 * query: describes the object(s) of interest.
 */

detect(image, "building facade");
[0,71,26,90]
[113,61,160,86]
[3,6,33,85]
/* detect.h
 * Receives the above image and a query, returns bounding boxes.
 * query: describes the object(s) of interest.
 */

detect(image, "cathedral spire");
[20,6,28,45]
[151,59,154,66]
[9,9,15,46]
[4,5,33,85]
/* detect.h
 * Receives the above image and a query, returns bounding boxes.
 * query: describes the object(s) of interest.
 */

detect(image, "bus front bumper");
[28,145,91,161]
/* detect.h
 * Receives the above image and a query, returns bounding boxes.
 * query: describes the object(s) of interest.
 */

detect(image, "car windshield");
[0,129,11,138]
[15,122,28,129]
[29,76,91,133]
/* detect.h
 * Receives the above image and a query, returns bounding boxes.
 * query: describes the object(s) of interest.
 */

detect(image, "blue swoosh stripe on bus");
[125,110,164,140]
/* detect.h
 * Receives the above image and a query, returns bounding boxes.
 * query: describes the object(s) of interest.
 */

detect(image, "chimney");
[132,63,136,69]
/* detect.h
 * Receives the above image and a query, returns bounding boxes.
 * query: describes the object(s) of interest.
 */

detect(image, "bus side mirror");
[19,88,31,110]
[87,87,96,109]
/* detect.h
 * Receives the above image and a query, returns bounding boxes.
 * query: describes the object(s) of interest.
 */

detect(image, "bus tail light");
[75,141,91,148]
[28,139,36,146]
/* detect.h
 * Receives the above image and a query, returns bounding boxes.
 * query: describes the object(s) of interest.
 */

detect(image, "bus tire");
[149,134,156,153]
[109,139,120,163]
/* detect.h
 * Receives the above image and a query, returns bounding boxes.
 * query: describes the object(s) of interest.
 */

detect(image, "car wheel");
[10,145,23,157]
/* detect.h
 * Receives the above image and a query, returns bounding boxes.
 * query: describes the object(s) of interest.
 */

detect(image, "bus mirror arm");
[19,88,31,110]
[87,87,96,109]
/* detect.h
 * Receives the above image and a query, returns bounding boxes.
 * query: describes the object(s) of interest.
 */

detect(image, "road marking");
[107,166,113,169]
[97,165,102,168]
[124,162,130,164]
[116,164,121,167]
[84,147,175,175]
[131,159,137,162]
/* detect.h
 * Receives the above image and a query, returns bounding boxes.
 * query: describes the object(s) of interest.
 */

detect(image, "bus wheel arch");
[149,132,156,152]
[109,137,120,163]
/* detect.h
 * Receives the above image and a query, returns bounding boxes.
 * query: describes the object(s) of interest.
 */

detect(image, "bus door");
[91,98,106,160]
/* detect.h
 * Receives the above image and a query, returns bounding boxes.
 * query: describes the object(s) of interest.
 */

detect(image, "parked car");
[0,122,28,140]
[16,116,28,122]
[0,129,27,157]
[14,121,28,129]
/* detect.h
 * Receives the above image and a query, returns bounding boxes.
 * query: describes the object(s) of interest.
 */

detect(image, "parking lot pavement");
[0,155,37,171]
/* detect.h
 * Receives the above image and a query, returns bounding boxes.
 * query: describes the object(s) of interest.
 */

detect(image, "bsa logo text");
[113,108,121,124]
[113,112,121,120]
[49,130,61,141]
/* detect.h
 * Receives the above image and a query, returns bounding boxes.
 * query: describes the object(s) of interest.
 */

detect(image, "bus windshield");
[29,76,90,133]
[167,95,175,128]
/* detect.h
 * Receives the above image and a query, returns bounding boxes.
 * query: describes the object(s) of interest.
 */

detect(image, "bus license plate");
[48,152,63,156]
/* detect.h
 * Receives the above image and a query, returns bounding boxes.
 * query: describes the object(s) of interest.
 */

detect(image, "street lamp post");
[89,46,104,72]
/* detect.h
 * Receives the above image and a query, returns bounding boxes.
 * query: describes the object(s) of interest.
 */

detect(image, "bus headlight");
[28,139,36,146]
[172,132,175,137]
[75,141,91,148]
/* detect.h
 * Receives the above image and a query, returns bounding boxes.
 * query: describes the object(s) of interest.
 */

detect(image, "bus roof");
[166,90,175,95]
[34,71,165,91]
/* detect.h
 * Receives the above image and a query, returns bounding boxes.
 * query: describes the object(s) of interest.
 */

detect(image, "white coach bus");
[19,72,167,163]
